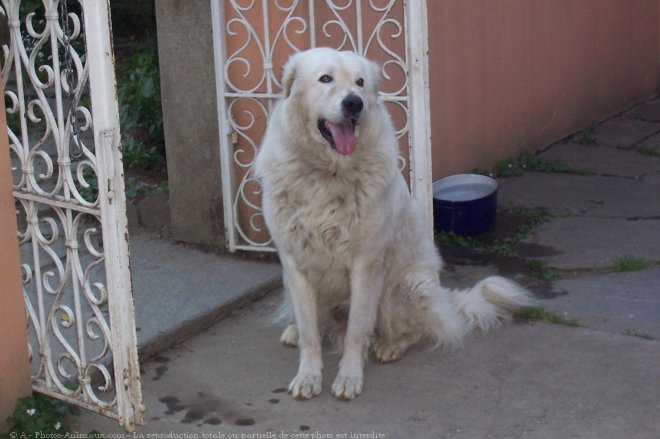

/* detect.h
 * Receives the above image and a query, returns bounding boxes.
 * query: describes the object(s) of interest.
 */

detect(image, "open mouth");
[318,117,358,156]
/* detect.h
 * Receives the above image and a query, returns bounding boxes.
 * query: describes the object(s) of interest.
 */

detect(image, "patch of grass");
[436,207,552,261]
[114,47,168,203]
[633,143,660,157]
[157,180,170,195]
[76,171,165,202]
[506,206,552,234]
[1,392,101,438]
[527,259,559,281]
[514,306,582,327]
[124,176,153,200]
[493,154,576,177]
[121,136,162,170]
[438,230,524,259]
[575,137,598,146]
[573,121,599,145]
[623,329,655,341]
[492,209,548,256]
[605,256,651,273]
[124,177,169,201]
[436,231,482,250]
[117,49,164,153]
[488,241,520,259]
[478,152,592,178]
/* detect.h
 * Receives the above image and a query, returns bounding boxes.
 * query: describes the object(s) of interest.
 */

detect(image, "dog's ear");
[281,52,300,98]
[364,58,382,94]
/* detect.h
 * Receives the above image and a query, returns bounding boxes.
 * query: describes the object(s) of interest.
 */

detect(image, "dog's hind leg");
[275,278,299,347]
[375,272,467,361]
[280,324,298,347]
[374,332,422,363]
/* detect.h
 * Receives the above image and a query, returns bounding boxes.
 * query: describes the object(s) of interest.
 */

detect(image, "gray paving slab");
[498,172,660,218]
[585,117,660,148]
[538,143,660,178]
[71,292,660,438]
[646,169,660,184]
[129,232,282,359]
[638,132,660,155]
[516,217,660,270]
[543,268,660,339]
[624,99,660,122]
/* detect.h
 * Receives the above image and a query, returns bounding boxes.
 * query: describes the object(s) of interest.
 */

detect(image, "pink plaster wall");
[0,80,31,431]
[428,0,659,178]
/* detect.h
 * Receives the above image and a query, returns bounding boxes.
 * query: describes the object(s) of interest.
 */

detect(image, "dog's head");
[280,48,381,156]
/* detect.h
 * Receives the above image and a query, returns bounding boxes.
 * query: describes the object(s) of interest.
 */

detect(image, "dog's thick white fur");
[254,48,533,400]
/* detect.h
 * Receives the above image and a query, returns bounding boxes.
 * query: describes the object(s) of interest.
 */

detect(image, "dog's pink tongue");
[326,119,356,155]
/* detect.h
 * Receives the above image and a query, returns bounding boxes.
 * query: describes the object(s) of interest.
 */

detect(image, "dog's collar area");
[318,117,358,155]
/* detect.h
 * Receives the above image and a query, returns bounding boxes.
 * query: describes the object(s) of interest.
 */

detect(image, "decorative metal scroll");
[1,0,143,431]
[212,0,432,252]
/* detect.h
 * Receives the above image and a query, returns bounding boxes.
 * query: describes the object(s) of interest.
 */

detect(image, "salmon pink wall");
[428,0,660,178]
[0,81,31,430]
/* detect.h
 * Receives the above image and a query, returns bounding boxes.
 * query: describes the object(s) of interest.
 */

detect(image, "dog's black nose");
[342,94,363,117]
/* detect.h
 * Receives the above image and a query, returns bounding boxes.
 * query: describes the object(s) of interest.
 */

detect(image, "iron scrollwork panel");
[220,0,413,251]
[1,0,140,424]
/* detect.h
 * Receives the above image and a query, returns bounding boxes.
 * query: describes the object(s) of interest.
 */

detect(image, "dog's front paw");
[288,372,322,400]
[331,373,363,400]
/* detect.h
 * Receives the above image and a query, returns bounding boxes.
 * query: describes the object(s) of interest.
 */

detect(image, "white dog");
[254,47,533,400]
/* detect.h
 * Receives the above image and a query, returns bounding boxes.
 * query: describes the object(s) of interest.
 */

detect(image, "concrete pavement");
[499,99,660,341]
[71,293,660,439]
[70,98,660,437]
[129,233,281,360]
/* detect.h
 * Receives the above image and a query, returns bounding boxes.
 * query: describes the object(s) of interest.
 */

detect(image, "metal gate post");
[405,0,433,235]
[82,0,144,430]
[210,0,238,253]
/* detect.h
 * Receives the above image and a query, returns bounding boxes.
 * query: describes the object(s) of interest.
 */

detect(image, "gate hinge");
[101,129,117,202]
[107,178,115,202]
[224,120,238,145]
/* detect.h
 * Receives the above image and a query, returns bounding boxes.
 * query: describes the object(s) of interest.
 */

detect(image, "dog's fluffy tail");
[425,276,534,348]
[452,276,535,332]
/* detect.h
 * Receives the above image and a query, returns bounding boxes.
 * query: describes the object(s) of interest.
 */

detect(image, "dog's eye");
[356,78,364,87]
[319,74,333,83]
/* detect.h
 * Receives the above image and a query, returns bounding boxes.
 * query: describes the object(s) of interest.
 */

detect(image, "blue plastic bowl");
[433,174,498,236]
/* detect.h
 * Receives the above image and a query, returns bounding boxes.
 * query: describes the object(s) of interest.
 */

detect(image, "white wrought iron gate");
[1,0,143,431]
[211,0,432,252]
